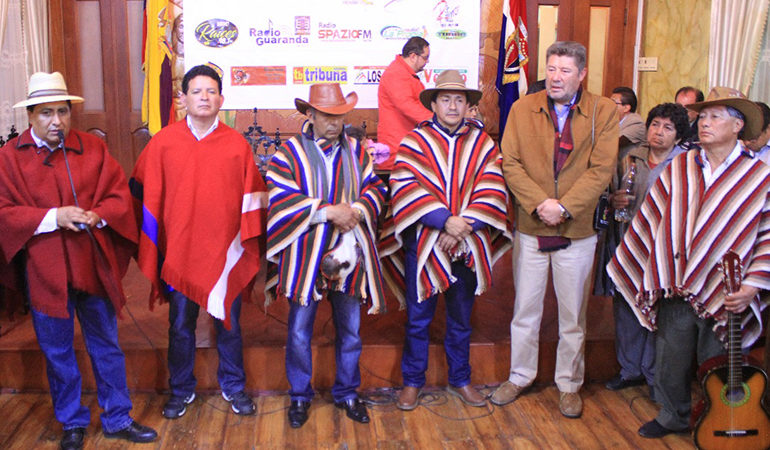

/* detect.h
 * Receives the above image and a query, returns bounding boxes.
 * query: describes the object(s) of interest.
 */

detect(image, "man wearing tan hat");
[608,86,770,438]
[265,83,387,428]
[379,69,511,410]
[131,65,266,420]
[0,72,157,449]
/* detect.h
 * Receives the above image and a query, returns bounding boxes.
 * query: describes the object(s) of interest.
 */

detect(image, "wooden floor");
[0,383,696,449]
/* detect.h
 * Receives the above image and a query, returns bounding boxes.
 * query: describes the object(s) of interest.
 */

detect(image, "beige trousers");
[508,232,597,393]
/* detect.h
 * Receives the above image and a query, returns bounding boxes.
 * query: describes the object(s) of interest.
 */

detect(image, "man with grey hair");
[494,41,618,418]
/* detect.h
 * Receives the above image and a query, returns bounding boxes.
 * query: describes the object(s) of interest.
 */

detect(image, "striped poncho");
[265,122,387,314]
[607,148,770,345]
[379,118,512,307]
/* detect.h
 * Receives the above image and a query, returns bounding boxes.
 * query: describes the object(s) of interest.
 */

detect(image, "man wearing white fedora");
[0,72,157,449]
[379,69,511,410]
[265,83,387,428]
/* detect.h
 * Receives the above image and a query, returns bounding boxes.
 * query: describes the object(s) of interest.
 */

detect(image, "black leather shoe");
[605,374,645,391]
[334,398,369,424]
[60,427,85,450]
[288,400,310,428]
[638,419,687,438]
[103,421,158,443]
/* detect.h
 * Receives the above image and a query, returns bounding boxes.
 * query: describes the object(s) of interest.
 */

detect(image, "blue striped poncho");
[265,121,387,314]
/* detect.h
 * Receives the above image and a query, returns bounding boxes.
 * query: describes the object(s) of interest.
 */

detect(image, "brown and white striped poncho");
[607,148,770,345]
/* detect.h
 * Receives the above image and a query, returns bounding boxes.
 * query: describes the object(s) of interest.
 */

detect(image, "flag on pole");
[142,0,174,135]
[496,0,529,136]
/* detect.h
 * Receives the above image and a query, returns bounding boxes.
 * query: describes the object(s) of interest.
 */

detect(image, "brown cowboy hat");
[13,72,84,108]
[419,69,482,110]
[686,86,763,140]
[294,83,357,116]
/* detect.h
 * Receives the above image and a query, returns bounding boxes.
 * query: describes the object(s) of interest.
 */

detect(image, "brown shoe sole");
[396,388,422,411]
[446,385,487,407]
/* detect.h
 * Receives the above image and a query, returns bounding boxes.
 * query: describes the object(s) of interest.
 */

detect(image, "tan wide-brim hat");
[686,86,763,140]
[419,69,482,110]
[13,71,84,108]
[295,83,357,116]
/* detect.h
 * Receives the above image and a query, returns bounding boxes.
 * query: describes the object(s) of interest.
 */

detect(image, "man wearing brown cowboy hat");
[379,69,511,410]
[607,86,770,438]
[0,72,157,449]
[264,83,387,428]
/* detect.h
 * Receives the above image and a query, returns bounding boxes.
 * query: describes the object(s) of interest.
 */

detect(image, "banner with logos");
[183,0,480,109]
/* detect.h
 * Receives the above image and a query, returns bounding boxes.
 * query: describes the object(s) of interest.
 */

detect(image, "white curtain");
[23,0,49,73]
[0,0,8,47]
[0,0,28,138]
[709,0,770,93]
[748,7,770,104]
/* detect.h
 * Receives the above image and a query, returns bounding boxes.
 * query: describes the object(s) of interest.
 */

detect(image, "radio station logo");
[295,16,310,35]
[423,68,468,85]
[436,29,466,40]
[318,23,372,41]
[293,66,348,84]
[433,0,460,28]
[250,19,309,46]
[380,25,427,40]
[195,19,238,48]
[353,66,387,85]
[231,66,287,86]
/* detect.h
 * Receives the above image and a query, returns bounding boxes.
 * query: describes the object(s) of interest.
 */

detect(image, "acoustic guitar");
[693,250,770,449]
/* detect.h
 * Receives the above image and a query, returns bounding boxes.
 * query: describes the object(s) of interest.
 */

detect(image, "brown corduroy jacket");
[501,89,619,239]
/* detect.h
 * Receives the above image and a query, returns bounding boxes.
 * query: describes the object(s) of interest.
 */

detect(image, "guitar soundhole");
[722,383,750,406]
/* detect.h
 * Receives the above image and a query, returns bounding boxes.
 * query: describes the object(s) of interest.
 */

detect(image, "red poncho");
[0,129,137,317]
[131,120,266,325]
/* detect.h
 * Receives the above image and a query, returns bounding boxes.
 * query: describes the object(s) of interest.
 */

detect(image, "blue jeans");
[613,294,655,385]
[401,256,477,388]
[30,290,133,433]
[286,291,362,402]
[167,291,246,397]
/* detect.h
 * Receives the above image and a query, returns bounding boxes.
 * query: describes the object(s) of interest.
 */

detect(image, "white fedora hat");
[13,72,84,108]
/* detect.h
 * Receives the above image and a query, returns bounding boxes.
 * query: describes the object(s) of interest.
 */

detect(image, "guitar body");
[694,356,770,450]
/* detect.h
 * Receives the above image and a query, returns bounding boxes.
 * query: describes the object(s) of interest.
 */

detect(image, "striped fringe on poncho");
[607,149,770,345]
[265,122,387,314]
[380,119,512,307]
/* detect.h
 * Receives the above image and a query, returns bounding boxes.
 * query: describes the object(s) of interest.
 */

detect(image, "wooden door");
[49,0,149,174]
[525,0,639,97]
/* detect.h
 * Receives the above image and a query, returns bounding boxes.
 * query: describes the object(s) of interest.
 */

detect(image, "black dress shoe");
[605,374,645,391]
[103,421,158,443]
[334,398,369,424]
[638,419,687,438]
[288,400,310,428]
[60,427,85,450]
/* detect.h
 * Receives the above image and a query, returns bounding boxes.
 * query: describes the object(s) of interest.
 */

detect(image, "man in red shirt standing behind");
[377,36,433,170]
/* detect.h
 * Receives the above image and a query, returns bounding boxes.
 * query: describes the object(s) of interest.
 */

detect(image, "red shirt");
[376,55,433,170]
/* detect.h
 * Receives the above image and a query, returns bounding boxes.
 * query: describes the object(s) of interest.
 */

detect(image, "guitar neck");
[727,311,743,391]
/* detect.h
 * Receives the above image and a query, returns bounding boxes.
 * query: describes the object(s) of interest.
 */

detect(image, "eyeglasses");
[416,52,430,62]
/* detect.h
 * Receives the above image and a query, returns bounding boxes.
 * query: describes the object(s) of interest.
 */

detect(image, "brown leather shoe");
[559,391,583,418]
[490,381,526,406]
[446,384,487,407]
[397,386,421,411]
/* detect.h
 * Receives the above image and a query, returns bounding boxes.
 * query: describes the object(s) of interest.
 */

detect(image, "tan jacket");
[501,89,619,239]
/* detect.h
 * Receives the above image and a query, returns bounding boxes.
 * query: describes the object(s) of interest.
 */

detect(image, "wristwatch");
[558,203,570,220]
